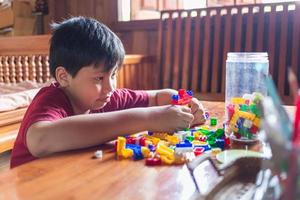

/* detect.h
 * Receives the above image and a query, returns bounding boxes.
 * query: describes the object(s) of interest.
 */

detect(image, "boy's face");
[65,64,117,114]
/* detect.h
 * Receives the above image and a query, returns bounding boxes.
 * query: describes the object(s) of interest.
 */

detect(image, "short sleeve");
[96,89,149,112]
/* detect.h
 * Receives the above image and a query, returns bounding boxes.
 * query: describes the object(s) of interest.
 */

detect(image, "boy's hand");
[189,98,206,127]
[148,105,194,133]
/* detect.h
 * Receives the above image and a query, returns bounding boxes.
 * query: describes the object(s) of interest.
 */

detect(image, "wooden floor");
[0,151,11,172]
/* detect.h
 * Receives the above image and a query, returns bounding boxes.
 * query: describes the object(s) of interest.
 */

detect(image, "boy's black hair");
[49,17,125,78]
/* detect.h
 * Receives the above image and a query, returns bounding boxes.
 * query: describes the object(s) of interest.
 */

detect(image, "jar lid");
[227,52,268,62]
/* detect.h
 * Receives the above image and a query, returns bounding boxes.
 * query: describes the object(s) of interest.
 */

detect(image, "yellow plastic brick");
[237,111,255,120]
[166,135,180,145]
[141,147,151,158]
[231,97,246,104]
[253,117,261,127]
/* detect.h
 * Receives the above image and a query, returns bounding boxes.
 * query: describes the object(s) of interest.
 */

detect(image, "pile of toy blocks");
[226,93,263,140]
[115,89,229,165]
[115,124,229,166]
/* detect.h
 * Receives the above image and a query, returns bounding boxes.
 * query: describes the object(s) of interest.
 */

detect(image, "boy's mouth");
[98,96,110,103]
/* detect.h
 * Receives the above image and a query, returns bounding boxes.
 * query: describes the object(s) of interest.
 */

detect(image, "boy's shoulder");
[30,82,72,112]
[37,82,66,100]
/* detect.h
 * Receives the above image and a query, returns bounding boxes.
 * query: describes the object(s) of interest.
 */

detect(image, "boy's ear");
[56,66,70,87]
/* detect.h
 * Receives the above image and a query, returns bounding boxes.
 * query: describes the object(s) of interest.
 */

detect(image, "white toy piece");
[94,150,103,159]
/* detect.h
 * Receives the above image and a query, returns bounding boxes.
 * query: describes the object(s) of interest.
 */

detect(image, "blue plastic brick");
[176,143,193,148]
[126,144,143,160]
[148,131,153,136]
[172,94,179,100]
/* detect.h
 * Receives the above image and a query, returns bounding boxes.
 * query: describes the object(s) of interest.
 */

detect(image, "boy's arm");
[146,89,206,126]
[146,89,177,106]
[26,106,194,157]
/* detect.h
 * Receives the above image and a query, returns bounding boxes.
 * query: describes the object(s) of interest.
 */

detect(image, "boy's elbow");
[26,124,52,157]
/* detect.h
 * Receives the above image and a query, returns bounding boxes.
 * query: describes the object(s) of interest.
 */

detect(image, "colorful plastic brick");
[204,111,210,119]
[126,144,143,160]
[192,140,207,146]
[141,147,151,158]
[116,137,134,159]
[193,147,205,156]
[156,145,175,164]
[224,137,230,148]
[243,119,253,128]
[147,144,156,152]
[250,125,258,134]
[94,150,103,159]
[144,135,160,146]
[253,117,260,127]
[198,128,210,135]
[152,132,168,140]
[176,142,193,148]
[215,128,225,138]
[166,135,180,145]
[215,139,225,150]
[145,157,162,166]
[210,117,217,126]
[231,97,246,104]
[185,135,194,142]
[171,89,193,105]
[194,144,211,151]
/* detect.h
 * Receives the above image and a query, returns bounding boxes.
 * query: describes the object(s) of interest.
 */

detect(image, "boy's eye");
[95,77,104,81]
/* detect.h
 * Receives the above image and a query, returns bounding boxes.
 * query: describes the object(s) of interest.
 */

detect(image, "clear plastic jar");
[225,52,269,143]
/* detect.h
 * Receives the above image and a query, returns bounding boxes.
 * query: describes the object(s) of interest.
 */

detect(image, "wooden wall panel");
[48,0,117,27]
[157,2,300,104]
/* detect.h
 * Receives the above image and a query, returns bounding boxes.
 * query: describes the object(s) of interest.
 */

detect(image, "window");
[118,0,298,21]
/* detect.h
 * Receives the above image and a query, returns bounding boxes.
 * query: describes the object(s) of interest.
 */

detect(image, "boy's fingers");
[182,112,194,123]
[195,110,205,119]
[192,106,204,115]
[192,116,206,126]
[181,106,192,113]
[190,99,204,114]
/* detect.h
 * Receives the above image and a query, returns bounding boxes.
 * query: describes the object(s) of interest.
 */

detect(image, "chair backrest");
[0,35,155,89]
[157,2,300,104]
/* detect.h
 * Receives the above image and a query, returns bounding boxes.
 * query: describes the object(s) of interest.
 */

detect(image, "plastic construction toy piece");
[166,135,180,145]
[156,145,175,164]
[193,147,205,156]
[126,144,144,160]
[194,144,211,151]
[215,139,225,150]
[115,119,226,165]
[204,111,210,120]
[210,118,217,126]
[144,135,160,146]
[171,89,193,105]
[141,147,151,158]
[176,143,193,148]
[92,150,103,159]
[152,132,168,140]
[126,136,147,146]
[145,157,162,166]
[116,137,134,159]
[226,93,263,140]
[148,144,156,152]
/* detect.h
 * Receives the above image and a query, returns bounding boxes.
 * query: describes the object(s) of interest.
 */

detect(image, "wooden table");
[0,101,294,200]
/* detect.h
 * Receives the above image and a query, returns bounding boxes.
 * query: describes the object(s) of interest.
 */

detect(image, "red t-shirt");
[11,82,149,168]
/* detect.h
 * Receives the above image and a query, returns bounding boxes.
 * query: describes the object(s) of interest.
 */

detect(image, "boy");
[11,17,206,168]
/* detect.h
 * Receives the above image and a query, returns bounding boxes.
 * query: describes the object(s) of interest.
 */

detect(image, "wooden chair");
[156,2,300,104]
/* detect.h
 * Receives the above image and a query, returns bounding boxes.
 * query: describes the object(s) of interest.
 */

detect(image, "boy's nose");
[102,78,115,93]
